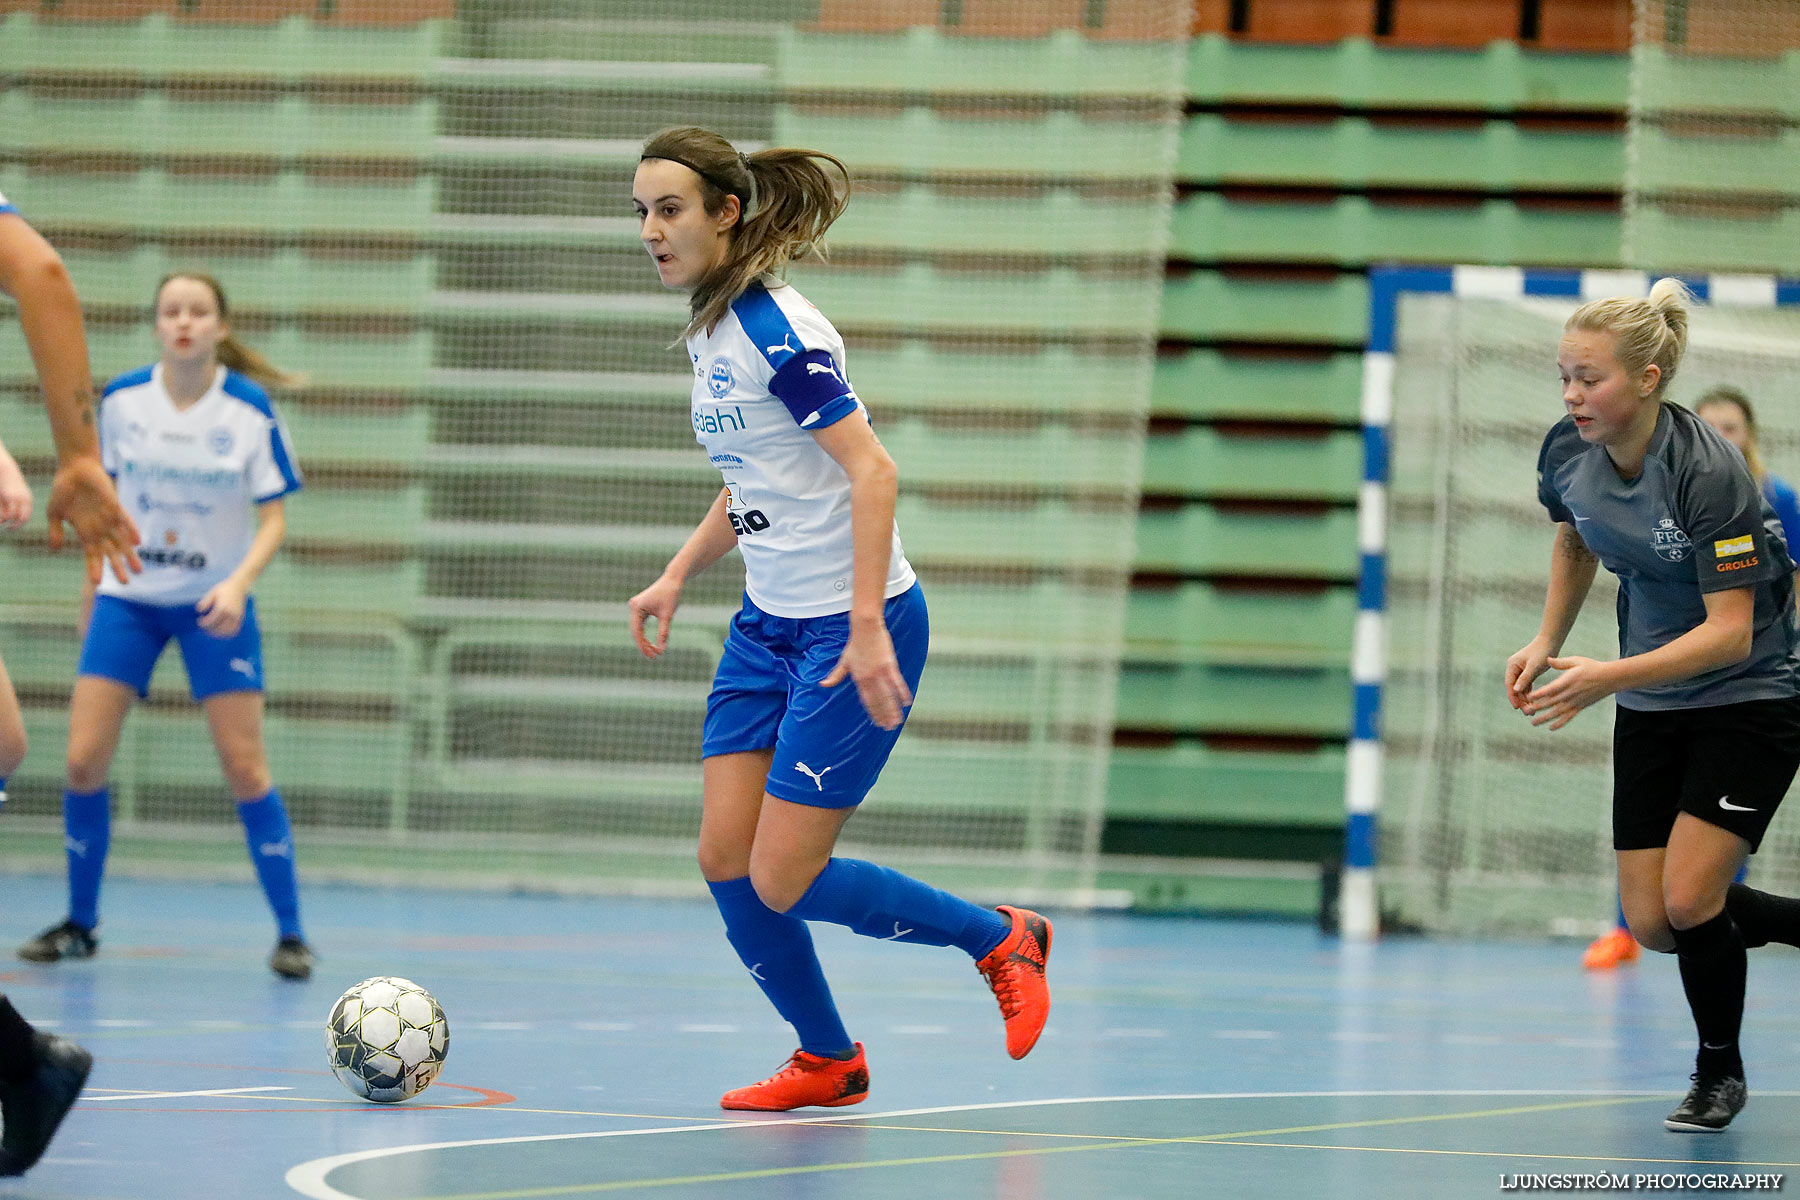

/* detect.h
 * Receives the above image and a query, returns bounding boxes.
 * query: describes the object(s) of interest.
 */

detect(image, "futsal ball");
[326,976,449,1103]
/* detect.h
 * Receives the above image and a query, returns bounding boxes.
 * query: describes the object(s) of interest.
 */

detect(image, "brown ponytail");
[639,126,849,340]
[156,272,303,390]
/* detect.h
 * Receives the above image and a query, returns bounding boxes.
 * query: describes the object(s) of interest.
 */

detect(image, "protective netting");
[1381,290,1800,936]
[0,1,1187,899]
[1624,0,1800,273]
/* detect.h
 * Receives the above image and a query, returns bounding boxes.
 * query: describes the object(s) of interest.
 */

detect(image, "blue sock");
[238,790,302,941]
[786,857,1010,959]
[708,877,853,1058]
[64,787,111,931]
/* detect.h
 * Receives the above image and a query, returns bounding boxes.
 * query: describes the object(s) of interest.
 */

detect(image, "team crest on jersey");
[708,357,735,398]
[206,426,234,455]
[1651,517,1691,562]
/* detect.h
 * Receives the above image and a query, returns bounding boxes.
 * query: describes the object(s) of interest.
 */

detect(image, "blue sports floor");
[2,872,1797,1199]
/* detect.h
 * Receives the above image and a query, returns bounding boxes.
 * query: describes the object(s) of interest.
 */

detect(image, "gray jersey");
[1537,402,1799,710]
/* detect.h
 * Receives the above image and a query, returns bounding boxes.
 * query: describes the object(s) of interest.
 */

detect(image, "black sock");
[0,994,39,1083]
[1724,883,1800,950]
[1670,911,1746,1080]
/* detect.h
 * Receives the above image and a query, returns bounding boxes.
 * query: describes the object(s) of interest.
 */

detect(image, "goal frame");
[1344,264,1800,940]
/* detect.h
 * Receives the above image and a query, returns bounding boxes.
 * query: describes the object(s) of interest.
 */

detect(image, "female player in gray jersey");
[626,126,1049,1112]
[1508,278,1800,1132]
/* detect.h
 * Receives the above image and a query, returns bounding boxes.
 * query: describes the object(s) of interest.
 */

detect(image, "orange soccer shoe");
[1582,927,1641,970]
[720,1043,870,1112]
[977,905,1052,1060]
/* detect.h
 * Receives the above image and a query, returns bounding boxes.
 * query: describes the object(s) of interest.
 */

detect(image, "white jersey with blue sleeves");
[0,188,16,215]
[97,363,302,606]
[688,279,915,618]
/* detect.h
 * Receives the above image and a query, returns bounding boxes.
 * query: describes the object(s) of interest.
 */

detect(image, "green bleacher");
[0,4,1651,913]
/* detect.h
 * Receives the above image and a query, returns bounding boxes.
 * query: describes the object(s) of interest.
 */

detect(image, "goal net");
[1624,0,1800,274]
[0,0,1188,902]
[1378,272,1800,936]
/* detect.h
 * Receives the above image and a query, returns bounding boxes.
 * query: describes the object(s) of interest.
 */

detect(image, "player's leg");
[22,595,162,960]
[1660,814,1751,1131]
[0,991,91,1177]
[201,689,309,978]
[1717,696,1800,949]
[185,598,309,978]
[700,606,863,1110]
[1658,698,1798,1132]
[704,752,867,1111]
[1616,847,1673,952]
[754,585,1049,1060]
[1583,894,1640,969]
[1611,703,1681,955]
[0,651,27,799]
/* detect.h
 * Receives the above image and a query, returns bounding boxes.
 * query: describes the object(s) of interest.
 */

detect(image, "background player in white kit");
[17,272,314,981]
[627,126,1051,1112]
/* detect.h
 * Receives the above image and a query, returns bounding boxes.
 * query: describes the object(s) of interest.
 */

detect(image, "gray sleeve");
[1680,442,1782,594]
[1536,423,1574,525]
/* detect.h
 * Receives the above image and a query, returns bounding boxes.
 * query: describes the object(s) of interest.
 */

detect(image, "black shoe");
[1664,1072,1747,1132]
[17,920,97,964]
[269,936,314,981]
[0,1032,93,1176]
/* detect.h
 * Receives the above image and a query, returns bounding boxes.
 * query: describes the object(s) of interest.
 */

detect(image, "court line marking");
[284,1096,1687,1200]
[285,1089,1778,1200]
[90,1086,291,1102]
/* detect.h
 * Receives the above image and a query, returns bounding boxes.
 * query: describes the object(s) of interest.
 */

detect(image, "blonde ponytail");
[1565,276,1693,397]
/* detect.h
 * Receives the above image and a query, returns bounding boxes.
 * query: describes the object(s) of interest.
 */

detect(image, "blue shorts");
[78,593,265,701]
[702,584,928,809]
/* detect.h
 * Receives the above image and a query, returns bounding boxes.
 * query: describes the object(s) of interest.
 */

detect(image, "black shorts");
[1613,695,1800,852]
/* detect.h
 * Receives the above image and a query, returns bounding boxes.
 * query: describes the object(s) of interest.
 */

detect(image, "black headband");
[641,152,749,200]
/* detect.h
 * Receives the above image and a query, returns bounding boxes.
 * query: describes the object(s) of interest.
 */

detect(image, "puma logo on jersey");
[881,922,913,940]
[748,962,765,980]
[230,657,255,676]
[794,762,832,790]
[805,362,840,378]
[766,334,800,358]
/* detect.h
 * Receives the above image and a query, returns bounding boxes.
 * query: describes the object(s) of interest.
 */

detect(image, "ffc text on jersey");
[1652,518,1691,563]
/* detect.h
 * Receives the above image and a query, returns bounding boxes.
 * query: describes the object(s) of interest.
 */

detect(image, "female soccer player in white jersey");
[0,186,141,1177]
[17,272,315,981]
[1509,279,1800,1132]
[626,126,1050,1111]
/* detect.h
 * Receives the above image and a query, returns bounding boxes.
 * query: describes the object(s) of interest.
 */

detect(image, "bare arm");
[1506,523,1599,707]
[197,499,286,635]
[627,488,739,658]
[0,214,99,463]
[1527,587,1755,730]
[0,213,140,582]
[811,410,911,729]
